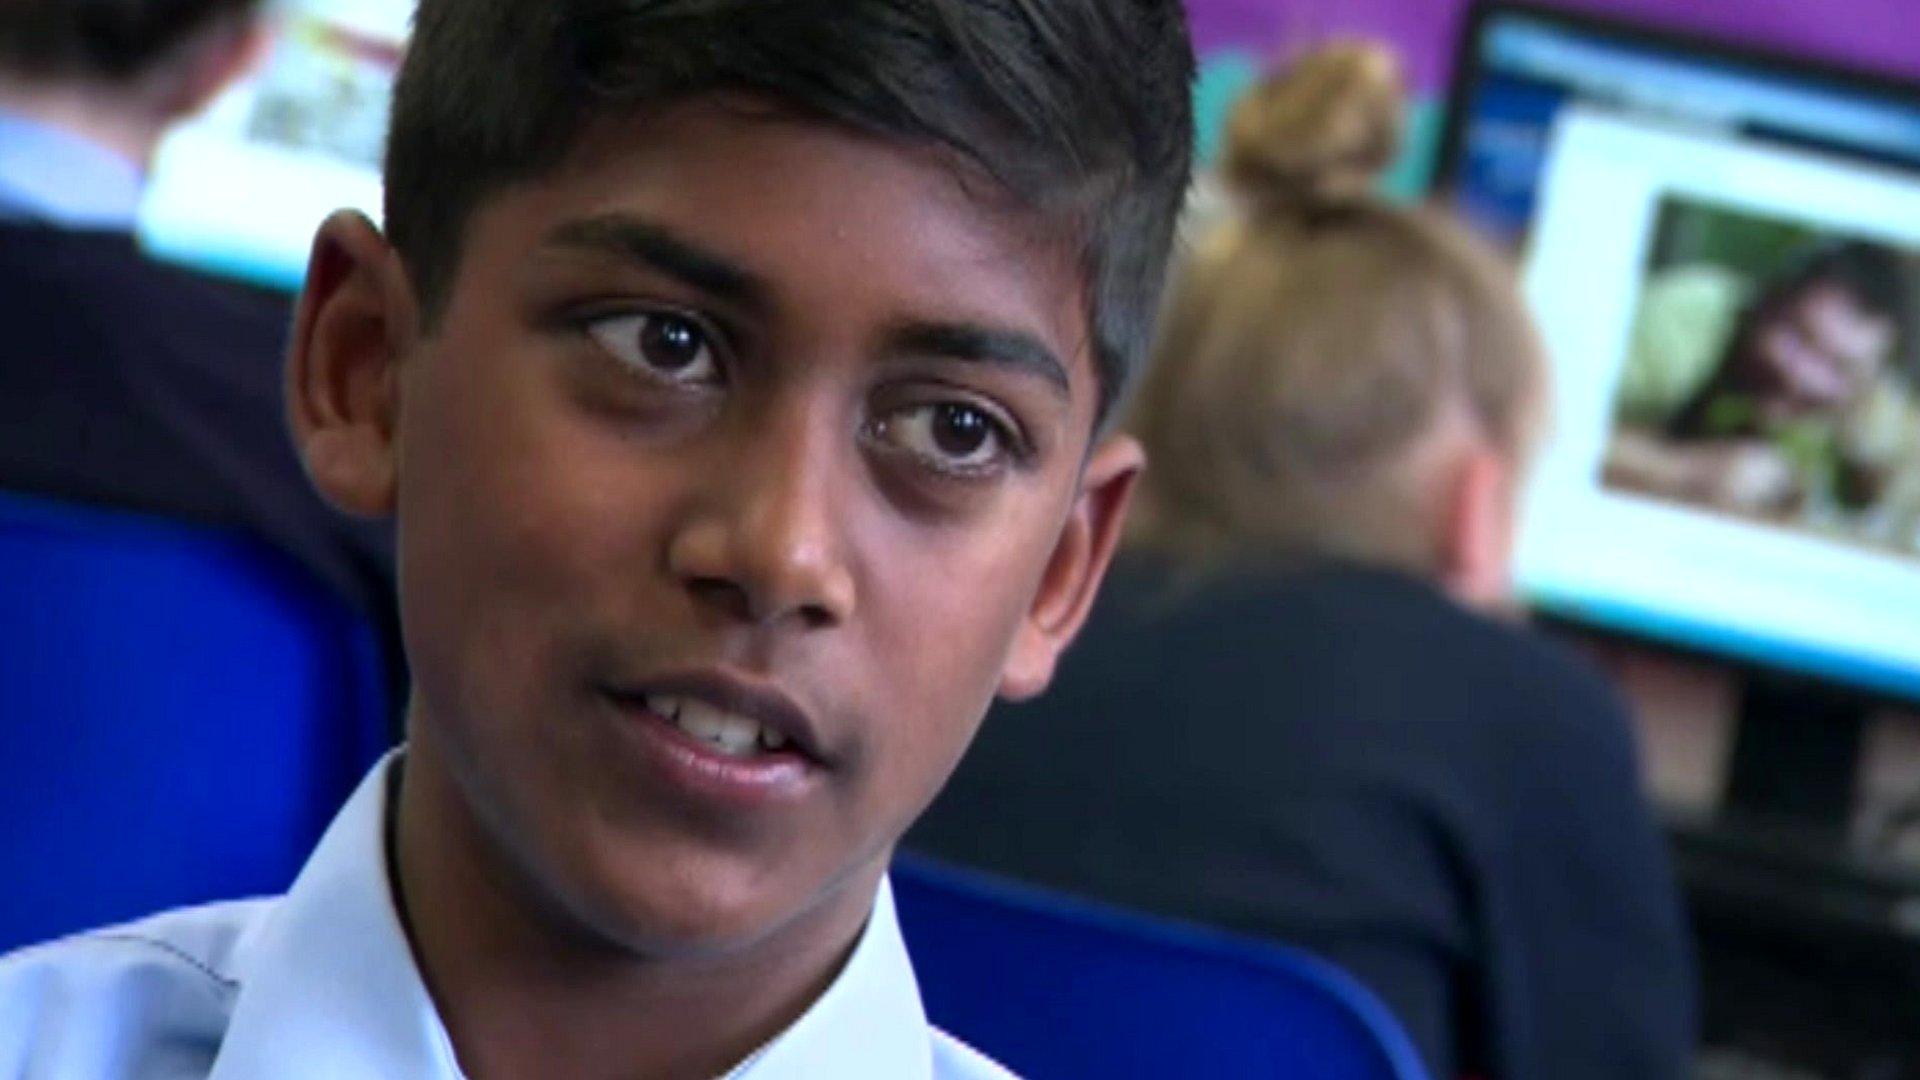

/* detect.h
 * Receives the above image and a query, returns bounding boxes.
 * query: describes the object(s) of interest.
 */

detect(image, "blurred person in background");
[0,0,399,688]
[910,43,1695,1080]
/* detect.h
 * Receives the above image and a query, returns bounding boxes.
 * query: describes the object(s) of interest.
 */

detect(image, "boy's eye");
[871,401,1016,476]
[585,311,723,386]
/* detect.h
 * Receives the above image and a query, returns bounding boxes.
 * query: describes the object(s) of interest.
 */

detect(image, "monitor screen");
[1440,4,1920,700]
[136,0,410,289]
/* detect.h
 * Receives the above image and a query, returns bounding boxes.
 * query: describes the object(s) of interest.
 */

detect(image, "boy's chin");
[546,832,881,962]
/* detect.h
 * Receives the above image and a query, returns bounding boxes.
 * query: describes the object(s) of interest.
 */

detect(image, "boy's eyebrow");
[543,214,768,308]
[886,321,1072,398]
[543,213,1070,397]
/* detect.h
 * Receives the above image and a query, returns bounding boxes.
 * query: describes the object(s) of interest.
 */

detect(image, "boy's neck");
[391,730,877,1079]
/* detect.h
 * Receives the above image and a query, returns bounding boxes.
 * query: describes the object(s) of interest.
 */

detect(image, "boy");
[0,0,1194,1076]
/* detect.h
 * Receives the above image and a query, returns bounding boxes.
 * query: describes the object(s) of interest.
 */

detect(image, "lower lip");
[601,693,819,807]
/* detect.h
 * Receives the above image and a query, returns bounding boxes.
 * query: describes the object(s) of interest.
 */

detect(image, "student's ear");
[1439,447,1517,613]
[287,210,418,519]
[997,434,1145,702]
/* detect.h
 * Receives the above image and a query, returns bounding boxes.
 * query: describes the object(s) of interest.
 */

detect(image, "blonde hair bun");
[1221,42,1405,213]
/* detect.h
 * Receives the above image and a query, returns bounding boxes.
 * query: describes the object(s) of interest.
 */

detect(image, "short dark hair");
[0,0,259,82]
[384,0,1195,423]
[1795,241,1920,384]
[1740,240,1915,376]
[1788,241,1906,321]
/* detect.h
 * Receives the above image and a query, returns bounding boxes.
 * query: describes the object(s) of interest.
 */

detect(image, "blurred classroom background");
[1193,3,1920,1076]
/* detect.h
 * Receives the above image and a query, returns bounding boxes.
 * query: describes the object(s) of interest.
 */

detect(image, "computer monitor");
[136,0,410,289]
[1438,2,1920,712]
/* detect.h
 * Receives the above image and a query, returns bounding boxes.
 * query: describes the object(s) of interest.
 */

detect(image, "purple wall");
[1189,0,1920,92]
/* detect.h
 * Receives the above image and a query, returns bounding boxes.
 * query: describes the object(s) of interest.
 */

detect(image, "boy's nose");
[664,419,857,631]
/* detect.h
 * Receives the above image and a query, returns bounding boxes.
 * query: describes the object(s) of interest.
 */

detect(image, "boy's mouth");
[642,693,795,757]
[601,669,830,768]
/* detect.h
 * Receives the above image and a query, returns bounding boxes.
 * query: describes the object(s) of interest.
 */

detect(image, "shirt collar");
[209,752,462,1079]
[725,882,935,1080]
[0,110,143,230]
[210,752,937,1080]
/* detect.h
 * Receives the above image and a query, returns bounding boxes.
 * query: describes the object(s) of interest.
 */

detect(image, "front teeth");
[646,695,790,756]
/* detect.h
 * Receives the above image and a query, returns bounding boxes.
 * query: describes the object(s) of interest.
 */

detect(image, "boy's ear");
[287,210,418,519]
[997,434,1145,702]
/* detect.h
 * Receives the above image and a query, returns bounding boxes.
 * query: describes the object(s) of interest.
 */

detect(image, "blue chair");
[0,491,390,953]
[892,854,1431,1080]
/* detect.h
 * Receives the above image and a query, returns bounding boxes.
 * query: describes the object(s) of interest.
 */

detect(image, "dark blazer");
[0,224,401,701]
[910,554,1696,1080]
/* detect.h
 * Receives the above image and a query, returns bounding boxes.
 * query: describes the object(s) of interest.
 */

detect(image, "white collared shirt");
[0,755,1015,1079]
[0,111,144,230]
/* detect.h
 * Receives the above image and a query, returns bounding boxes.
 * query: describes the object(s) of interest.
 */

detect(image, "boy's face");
[290,98,1140,956]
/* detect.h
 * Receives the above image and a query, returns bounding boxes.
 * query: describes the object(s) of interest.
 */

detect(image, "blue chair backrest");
[892,855,1431,1080]
[0,491,389,953]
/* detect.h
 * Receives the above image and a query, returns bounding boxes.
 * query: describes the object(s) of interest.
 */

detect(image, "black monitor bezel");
[1434,0,1920,200]
[1436,0,1920,197]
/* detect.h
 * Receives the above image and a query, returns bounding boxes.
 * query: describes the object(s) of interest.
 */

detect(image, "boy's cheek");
[859,551,1042,805]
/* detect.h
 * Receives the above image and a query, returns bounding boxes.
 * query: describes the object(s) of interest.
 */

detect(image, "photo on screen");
[1602,197,1920,558]
[242,13,402,169]
[136,0,410,286]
